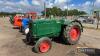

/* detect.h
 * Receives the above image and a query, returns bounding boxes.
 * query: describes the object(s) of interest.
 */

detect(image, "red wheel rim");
[69,26,80,41]
[39,41,50,53]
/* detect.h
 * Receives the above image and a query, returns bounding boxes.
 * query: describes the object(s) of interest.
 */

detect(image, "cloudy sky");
[0,0,99,14]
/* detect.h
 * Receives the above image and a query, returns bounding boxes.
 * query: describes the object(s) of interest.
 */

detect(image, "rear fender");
[72,20,83,32]
[63,19,83,32]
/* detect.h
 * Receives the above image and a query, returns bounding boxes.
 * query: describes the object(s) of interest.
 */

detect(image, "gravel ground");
[0,17,100,56]
[83,23,100,29]
[79,28,100,48]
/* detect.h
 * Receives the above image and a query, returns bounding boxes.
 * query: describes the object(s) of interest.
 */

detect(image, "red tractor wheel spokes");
[69,26,80,41]
[39,41,50,53]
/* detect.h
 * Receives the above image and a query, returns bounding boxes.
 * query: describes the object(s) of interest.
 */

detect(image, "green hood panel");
[30,19,62,37]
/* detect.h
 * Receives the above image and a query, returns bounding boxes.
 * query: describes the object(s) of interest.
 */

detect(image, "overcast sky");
[0,0,99,14]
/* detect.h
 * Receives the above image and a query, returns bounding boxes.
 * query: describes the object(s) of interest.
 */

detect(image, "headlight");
[25,28,29,34]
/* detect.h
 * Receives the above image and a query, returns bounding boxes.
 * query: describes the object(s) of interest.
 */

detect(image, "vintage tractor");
[13,14,23,28]
[26,18,83,53]
[20,16,30,33]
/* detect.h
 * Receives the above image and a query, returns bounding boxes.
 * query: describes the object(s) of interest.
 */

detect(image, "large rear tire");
[34,37,52,53]
[63,22,81,45]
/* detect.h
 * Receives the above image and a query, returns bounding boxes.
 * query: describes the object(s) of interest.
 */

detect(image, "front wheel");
[26,33,32,44]
[63,22,81,45]
[34,37,52,53]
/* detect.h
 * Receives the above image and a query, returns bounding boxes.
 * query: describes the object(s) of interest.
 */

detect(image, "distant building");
[94,9,100,19]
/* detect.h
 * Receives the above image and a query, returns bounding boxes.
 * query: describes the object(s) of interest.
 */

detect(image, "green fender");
[61,19,83,32]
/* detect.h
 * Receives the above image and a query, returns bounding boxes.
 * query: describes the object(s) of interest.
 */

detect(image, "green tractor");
[25,17,83,53]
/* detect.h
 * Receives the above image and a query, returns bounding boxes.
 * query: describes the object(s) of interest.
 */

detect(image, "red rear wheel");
[63,22,82,45]
[39,41,50,53]
[69,26,80,41]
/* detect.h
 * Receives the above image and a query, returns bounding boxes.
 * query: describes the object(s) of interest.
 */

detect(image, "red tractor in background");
[13,12,37,29]
[13,14,23,28]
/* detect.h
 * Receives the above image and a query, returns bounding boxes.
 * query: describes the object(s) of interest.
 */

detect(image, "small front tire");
[34,37,52,53]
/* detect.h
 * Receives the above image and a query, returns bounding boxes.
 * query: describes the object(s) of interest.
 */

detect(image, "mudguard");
[63,19,83,32]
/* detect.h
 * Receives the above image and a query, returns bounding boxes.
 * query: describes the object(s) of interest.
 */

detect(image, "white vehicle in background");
[77,17,87,23]
[77,16,94,24]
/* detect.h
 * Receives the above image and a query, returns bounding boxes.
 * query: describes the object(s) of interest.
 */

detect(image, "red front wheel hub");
[39,41,50,53]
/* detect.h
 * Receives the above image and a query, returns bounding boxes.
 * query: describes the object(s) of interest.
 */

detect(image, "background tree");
[42,7,87,17]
